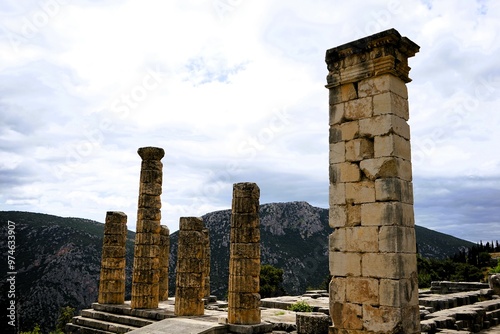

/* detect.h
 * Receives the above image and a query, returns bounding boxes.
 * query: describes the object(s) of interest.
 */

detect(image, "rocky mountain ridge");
[0,203,474,332]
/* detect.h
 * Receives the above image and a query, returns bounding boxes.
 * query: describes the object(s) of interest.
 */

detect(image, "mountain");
[0,211,136,333]
[0,204,475,332]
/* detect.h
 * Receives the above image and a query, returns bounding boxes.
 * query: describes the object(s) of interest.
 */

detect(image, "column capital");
[138,146,165,160]
[325,28,419,88]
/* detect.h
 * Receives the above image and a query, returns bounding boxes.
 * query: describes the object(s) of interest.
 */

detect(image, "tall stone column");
[202,228,211,299]
[228,182,261,325]
[174,217,205,316]
[326,29,420,334]
[131,147,164,309]
[98,211,127,304]
[159,225,170,301]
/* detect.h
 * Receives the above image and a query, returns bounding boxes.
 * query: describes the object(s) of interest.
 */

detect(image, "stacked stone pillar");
[98,211,128,304]
[326,29,420,334]
[131,147,164,309]
[228,182,261,325]
[174,217,205,316]
[202,228,211,299]
[159,225,170,301]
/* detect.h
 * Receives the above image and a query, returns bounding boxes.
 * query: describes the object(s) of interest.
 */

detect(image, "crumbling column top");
[325,28,420,87]
[138,147,165,160]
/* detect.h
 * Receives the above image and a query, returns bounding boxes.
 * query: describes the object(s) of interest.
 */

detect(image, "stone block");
[362,253,417,279]
[136,219,161,233]
[346,277,379,305]
[359,114,410,140]
[330,142,346,164]
[101,258,126,269]
[379,226,416,253]
[341,83,358,101]
[176,272,203,288]
[138,182,162,196]
[232,197,260,214]
[379,276,419,307]
[329,86,342,105]
[329,251,361,277]
[362,304,401,333]
[138,194,162,209]
[345,138,374,161]
[229,258,261,277]
[344,97,373,120]
[340,121,359,141]
[346,203,361,226]
[331,302,363,330]
[329,277,346,303]
[134,232,161,245]
[345,181,375,204]
[228,308,261,325]
[329,183,346,206]
[137,208,161,221]
[231,243,260,259]
[330,162,361,183]
[329,104,345,125]
[329,205,347,228]
[375,178,414,204]
[102,246,126,258]
[373,91,409,120]
[345,226,379,252]
[374,134,411,160]
[330,125,342,143]
[360,157,412,181]
[296,312,330,334]
[230,214,259,229]
[358,74,408,99]
[228,292,260,310]
[329,229,346,252]
[132,257,160,270]
[230,227,260,243]
[232,182,260,199]
[229,275,260,293]
[140,169,162,184]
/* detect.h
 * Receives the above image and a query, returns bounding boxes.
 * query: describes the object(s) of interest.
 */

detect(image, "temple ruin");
[67,29,500,334]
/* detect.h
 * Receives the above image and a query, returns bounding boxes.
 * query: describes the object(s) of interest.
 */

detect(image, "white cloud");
[0,0,499,242]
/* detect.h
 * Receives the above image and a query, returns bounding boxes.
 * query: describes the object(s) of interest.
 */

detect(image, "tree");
[54,306,75,333]
[260,264,286,298]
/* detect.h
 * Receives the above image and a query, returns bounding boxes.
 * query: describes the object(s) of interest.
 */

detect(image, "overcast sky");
[1,0,499,243]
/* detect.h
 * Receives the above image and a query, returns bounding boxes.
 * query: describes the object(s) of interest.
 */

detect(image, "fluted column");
[98,211,127,304]
[174,217,205,316]
[202,228,211,299]
[159,225,170,301]
[131,146,164,309]
[228,182,261,325]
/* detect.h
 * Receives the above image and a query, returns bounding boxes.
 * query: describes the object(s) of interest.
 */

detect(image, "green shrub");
[287,300,313,312]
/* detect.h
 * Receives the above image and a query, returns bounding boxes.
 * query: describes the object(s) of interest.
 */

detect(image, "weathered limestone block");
[360,157,412,181]
[159,225,169,301]
[345,138,373,161]
[344,97,373,120]
[374,133,411,159]
[326,29,420,334]
[296,312,330,334]
[228,182,261,325]
[98,211,127,305]
[174,217,205,316]
[131,146,164,309]
[489,274,500,296]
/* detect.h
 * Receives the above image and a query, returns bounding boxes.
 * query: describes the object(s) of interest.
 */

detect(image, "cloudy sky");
[1,0,499,243]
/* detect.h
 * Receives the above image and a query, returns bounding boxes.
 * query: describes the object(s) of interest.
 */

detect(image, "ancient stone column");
[326,29,420,334]
[98,211,127,304]
[228,182,261,325]
[159,225,170,301]
[202,228,211,299]
[131,147,164,309]
[174,217,205,316]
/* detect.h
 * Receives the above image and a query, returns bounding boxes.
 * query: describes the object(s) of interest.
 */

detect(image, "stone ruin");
[67,29,500,334]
